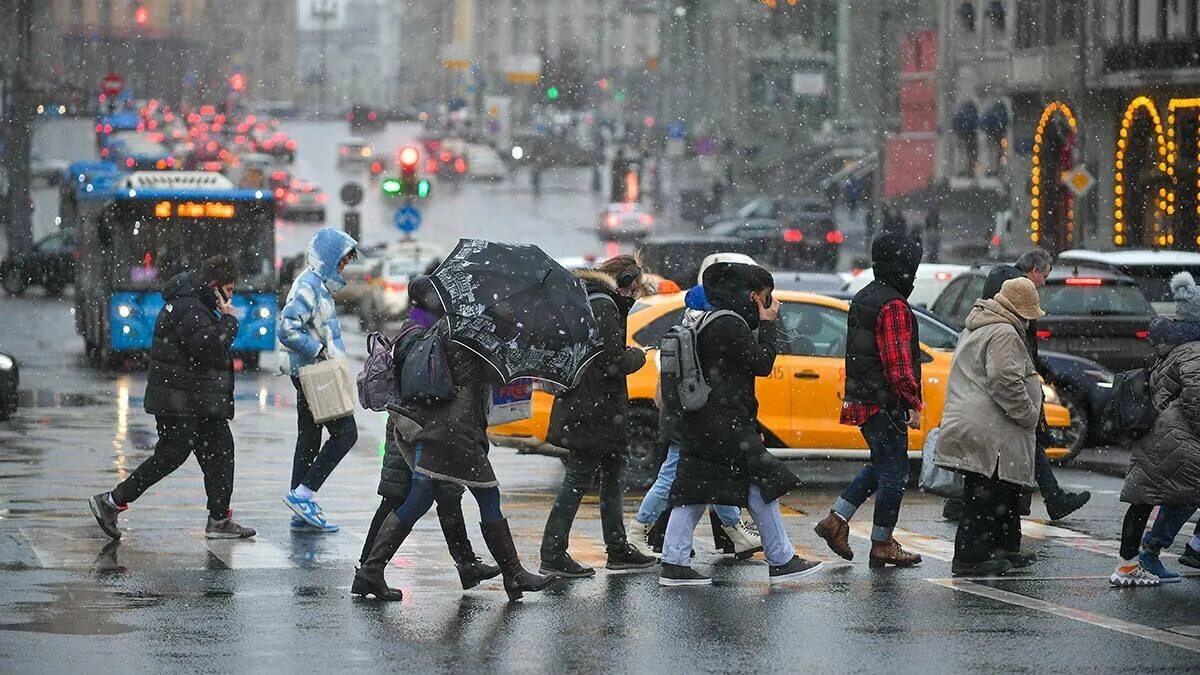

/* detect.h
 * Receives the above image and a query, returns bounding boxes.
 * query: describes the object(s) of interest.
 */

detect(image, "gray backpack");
[659,310,744,412]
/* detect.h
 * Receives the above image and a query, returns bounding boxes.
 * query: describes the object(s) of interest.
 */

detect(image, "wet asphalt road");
[2,120,1199,672]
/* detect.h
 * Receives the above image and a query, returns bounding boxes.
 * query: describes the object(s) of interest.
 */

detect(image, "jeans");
[833,411,909,542]
[290,377,358,491]
[391,449,504,530]
[1032,439,1060,497]
[1142,505,1200,554]
[635,445,741,527]
[663,486,793,567]
[954,472,1022,563]
[112,415,234,520]
[541,448,626,560]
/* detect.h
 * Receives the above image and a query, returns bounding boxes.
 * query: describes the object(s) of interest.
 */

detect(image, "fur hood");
[575,268,617,291]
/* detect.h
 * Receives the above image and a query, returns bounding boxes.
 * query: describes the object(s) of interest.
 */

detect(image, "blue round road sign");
[394,204,422,233]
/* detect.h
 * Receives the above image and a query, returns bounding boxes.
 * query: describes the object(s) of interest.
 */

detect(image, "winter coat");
[409,321,500,488]
[671,263,802,507]
[1121,339,1200,505]
[546,271,647,458]
[143,271,238,419]
[935,298,1042,488]
[277,228,357,376]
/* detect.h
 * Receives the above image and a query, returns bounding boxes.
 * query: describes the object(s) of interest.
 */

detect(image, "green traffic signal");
[381,176,430,198]
[546,86,559,101]
[416,179,430,199]
[381,177,402,195]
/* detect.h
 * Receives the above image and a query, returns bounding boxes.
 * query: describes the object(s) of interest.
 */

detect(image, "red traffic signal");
[398,146,419,172]
[134,4,149,25]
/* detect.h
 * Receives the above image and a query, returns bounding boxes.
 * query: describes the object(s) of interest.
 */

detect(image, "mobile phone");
[761,290,773,308]
[216,285,230,303]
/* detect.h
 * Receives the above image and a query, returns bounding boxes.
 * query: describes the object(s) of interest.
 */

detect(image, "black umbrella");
[428,239,604,387]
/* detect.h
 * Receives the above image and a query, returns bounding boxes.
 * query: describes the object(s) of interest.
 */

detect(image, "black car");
[1,228,76,296]
[347,104,385,134]
[706,214,841,272]
[0,349,18,421]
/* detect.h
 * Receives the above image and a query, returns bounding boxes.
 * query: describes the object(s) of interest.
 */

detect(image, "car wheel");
[2,266,27,296]
[1052,390,1089,466]
[625,405,667,492]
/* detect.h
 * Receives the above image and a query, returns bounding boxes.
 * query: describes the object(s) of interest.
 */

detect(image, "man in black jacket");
[88,255,255,540]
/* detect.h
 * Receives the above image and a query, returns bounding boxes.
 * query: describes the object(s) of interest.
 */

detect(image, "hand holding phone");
[215,286,236,317]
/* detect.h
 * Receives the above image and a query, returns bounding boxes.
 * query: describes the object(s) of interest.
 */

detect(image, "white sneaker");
[722,518,764,560]
[1109,561,1161,587]
[627,520,657,558]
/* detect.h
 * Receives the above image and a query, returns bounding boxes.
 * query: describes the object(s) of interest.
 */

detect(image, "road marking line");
[928,578,1200,654]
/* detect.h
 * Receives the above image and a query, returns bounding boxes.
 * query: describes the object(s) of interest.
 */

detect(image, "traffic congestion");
[3,2,1200,672]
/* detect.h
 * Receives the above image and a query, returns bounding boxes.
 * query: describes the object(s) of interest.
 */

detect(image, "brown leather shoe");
[869,537,922,569]
[814,511,853,561]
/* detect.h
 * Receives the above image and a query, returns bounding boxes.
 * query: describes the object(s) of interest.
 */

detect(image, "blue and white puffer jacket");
[277,228,357,376]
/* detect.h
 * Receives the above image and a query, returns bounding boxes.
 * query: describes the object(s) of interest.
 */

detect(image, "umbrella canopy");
[428,239,604,387]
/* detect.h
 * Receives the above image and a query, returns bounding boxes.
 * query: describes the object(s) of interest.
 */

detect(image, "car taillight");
[125,157,135,167]
[440,151,452,162]
[426,159,438,173]
[825,230,845,245]
[285,140,297,150]
[274,188,286,199]
[934,271,953,281]
[638,213,654,226]
[784,229,804,243]
[1035,330,1052,339]
[1065,277,1103,286]
[368,111,377,121]
[316,193,328,204]
[605,215,620,227]
[340,147,348,155]
[286,193,298,204]
[454,158,466,173]
[991,235,1002,247]
[1136,330,1150,339]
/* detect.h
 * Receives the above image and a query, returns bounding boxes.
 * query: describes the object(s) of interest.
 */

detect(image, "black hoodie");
[143,270,239,419]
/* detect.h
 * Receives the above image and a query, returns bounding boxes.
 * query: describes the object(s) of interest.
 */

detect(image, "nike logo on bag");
[316,382,333,392]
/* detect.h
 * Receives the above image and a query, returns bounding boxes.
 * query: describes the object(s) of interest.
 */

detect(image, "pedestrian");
[942,253,1091,522]
[1111,271,1200,587]
[88,255,255,540]
[659,261,822,586]
[539,255,657,577]
[354,279,553,602]
[279,227,359,533]
[626,280,763,559]
[356,280,500,591]
[936,277,1045,577]
[814,232,924,568]
[924,208,942,263]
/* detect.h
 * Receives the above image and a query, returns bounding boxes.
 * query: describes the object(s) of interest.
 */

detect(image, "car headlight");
[0,354,13,370]
[1084,368,1114,388]
[1042,382,1062,406]
[116,304,133,318]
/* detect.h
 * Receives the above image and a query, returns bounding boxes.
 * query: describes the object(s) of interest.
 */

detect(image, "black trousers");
[540,448,626,561]
[1120,503,1155,561]
[290,377,358,491]
[112,415,234,520]
[954,471,1022,563]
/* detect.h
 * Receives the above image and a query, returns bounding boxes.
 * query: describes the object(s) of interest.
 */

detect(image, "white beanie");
[1171,271,1200,322]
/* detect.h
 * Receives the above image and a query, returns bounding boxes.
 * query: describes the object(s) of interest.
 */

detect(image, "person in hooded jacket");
[539,255,657,577]
[659,262,823,586]
[628,281,764,560]
[89,255,255,541]
[279,228,359,533]
[815,233,924,568]
[935,277,1045,577]
[357,278,500,591]
[1110,271,1200,587]
[354,279,553,602]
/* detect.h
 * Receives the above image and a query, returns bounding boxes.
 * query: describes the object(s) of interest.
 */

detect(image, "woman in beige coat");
[935,277,1044,577]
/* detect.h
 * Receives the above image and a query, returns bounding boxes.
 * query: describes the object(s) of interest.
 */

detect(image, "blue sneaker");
[290,515,313,529]
[1138,551,1181,583]
[283,492,339,533]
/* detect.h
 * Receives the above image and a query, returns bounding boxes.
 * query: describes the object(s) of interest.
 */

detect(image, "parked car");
[597,202,655,241]
[1056,248,1200,315]
[842,263,970,309]
[466,144,506,180]
[277,180,327,221]
[1,228,76,296]
[337,137,375,167]
[0,348,17,421]
[488,290,1074,488]
[931,264,1155,373]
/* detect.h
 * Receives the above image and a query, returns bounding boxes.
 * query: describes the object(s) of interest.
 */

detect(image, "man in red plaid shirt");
[815,233,924,568]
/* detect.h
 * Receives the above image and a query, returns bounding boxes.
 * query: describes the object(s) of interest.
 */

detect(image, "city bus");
[74,171,277,369]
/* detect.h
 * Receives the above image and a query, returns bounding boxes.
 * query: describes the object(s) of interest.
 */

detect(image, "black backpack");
[1103,354,1162,440]
[398,325,456,407]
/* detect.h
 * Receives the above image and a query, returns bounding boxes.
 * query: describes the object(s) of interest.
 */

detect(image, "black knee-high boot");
[438,501,500,589]
[480,518,555,601]
[352,513,410,601]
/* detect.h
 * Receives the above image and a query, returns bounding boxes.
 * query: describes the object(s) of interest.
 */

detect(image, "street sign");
[394,204,422,233]
[339,181,364,207]
[101,72,124,97]
[666,121,685,140]
[1061,166,1095,197]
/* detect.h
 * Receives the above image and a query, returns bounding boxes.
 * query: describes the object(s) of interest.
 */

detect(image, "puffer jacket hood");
[965,297,1027,333]
[306,228,358,293]
[162,270,218,311]
[685,285,713,311]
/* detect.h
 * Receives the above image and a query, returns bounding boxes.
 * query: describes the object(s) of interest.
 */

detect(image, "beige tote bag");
[298,358,357,423]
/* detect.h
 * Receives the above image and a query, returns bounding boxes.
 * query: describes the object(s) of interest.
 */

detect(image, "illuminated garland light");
[1030,101,1078,246]
[1113,96,1167,247]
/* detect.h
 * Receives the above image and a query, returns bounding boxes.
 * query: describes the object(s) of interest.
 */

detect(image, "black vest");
[844,280,922,410]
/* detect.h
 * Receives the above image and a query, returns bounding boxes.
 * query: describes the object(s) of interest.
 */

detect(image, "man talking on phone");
[89,255,256,540]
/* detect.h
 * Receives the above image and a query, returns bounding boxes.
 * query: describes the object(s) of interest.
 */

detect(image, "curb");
[1064,447,1130,479]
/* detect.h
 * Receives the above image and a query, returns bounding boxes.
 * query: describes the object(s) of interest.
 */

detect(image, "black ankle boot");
[480,518,555,601]
[438,502,500,589]
[352,513,410,601]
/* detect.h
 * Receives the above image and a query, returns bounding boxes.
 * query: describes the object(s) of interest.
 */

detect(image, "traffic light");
[381,146,431,198]
[134,3,149,25]
[546,86,559,101]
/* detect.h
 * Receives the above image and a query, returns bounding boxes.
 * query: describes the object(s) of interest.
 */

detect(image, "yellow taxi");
[489,290,1073,485]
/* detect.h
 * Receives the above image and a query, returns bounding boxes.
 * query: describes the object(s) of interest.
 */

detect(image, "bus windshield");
[106,201,274,290]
